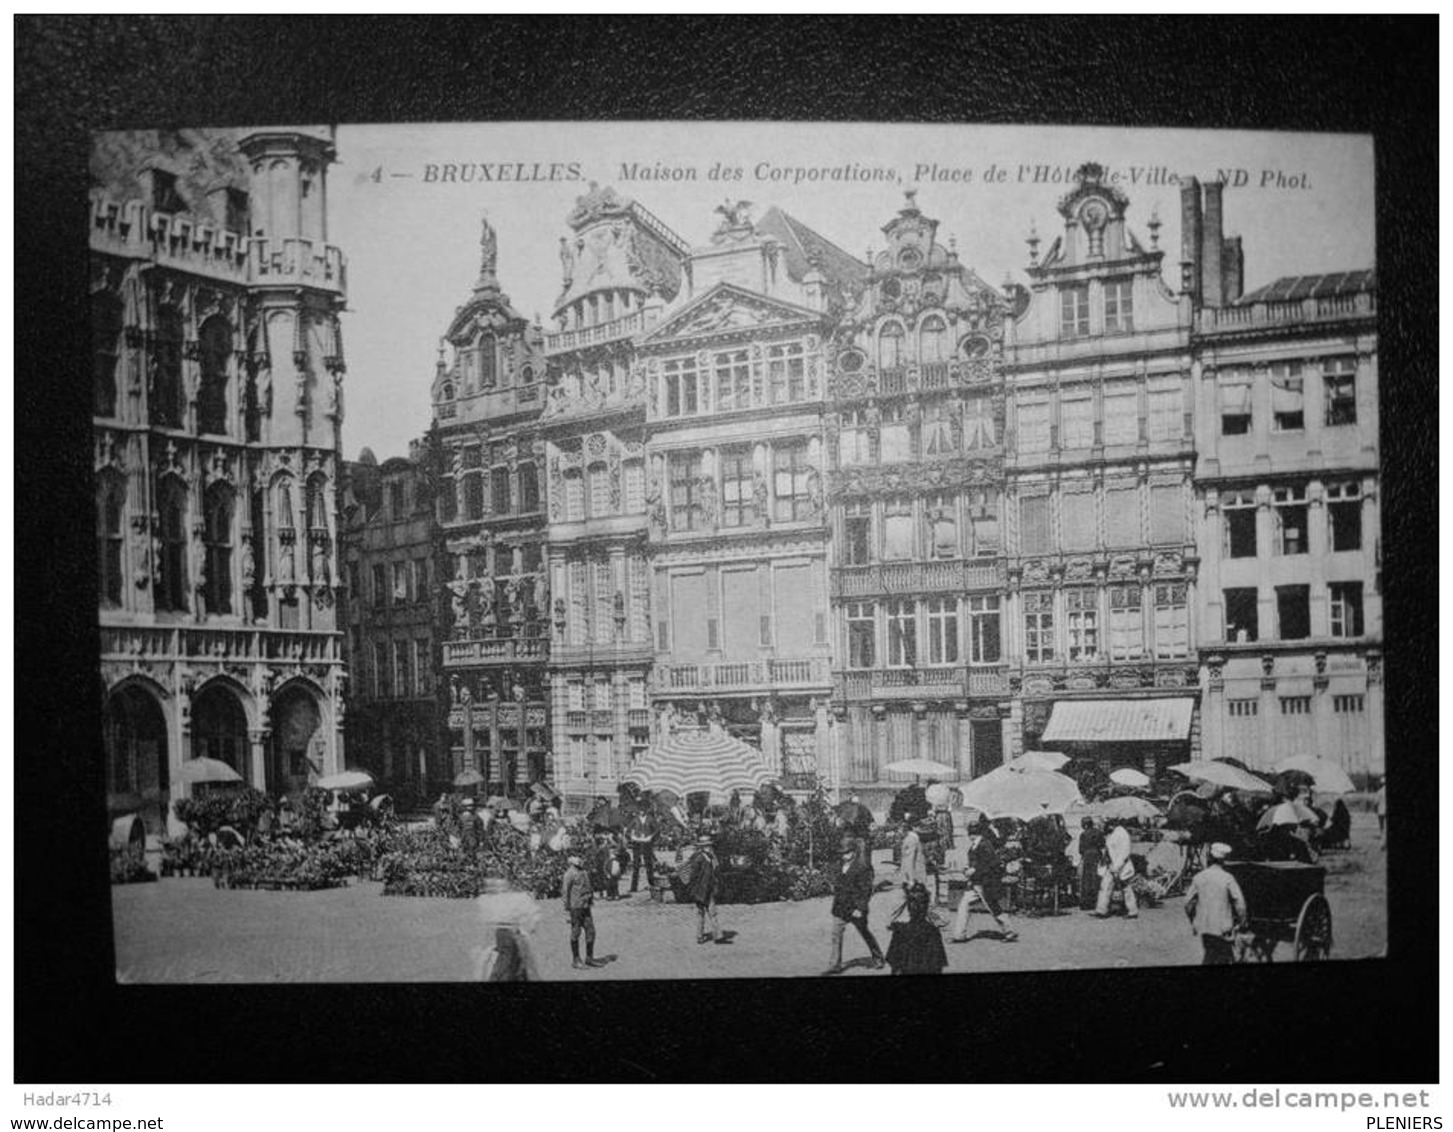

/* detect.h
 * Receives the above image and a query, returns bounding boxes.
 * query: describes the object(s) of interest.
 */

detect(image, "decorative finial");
[1147,205,1162,250]
[904,187,919,211]
[477,213,498,287]
[1027,220,1041,266]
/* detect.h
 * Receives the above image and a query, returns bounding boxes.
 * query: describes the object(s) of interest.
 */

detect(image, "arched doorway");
[191,683,251,780]
[269,684,323,796]
[104,683,169,832]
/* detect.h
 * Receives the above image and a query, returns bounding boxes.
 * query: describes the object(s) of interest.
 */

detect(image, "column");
[1255,486,1275,633]
[912,701,929,767]
[613,668,628,781]
[1365,652,1385,778]
[954,702,972,780]
[813,698,831,793]
[1201,660,1224,763]
[1307,480,1329,634]
[1362,475,1382,637]
[249,728,269,791]
[1258,657,1277,768]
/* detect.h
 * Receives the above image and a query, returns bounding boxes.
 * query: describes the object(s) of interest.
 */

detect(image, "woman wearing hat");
[676,834,724,944]
[885,882,949,975]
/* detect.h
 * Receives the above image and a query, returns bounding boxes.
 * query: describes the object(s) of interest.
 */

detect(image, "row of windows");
[1017,383,1184,452]
[367,638,433,699]
[563,676,650,712]
[667,444,816,531]
[1219,359,1357,435]
[1019,485,1186,555]
[95,300,236,437]
[840,493,999,564]
[1221,482,1363,558]
[450,336,538,397]
[557,460,645,522]
[843,584,1189,668]
[1222,582,1366,643]
[351,557,433,609]
[563,556,650,646]
[660,343,810,419]
[439,463,540,522]
[837,397,997,466]
[1227,695,1365,717]
[1060,279,1135,338]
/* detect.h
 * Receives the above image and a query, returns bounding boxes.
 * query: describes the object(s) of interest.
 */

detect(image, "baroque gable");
[639,283,822,349]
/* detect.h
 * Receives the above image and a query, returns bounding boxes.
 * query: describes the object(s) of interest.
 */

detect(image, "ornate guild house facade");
[95,128,349,828]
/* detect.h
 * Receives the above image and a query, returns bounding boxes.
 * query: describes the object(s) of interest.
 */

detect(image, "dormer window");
[223,188,249,235]
[877,322,904,371]
[149,169,184,214]
[440,383,455,402]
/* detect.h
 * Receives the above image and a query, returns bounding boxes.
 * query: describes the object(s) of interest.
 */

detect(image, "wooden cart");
[1224,860,1333,962]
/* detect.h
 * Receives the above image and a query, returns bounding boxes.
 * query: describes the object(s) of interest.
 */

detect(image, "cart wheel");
[1294,893,1333,961]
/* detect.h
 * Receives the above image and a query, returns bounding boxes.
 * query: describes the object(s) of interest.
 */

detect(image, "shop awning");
[1040,698,1195,744]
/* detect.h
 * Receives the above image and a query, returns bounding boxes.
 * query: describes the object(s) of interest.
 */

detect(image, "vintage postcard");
[94,121,1381,982]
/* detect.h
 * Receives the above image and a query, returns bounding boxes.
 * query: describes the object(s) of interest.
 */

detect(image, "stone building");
[94,127,349,828]
[539,184,688,804]
[338,445,437,795]
[428,219,551,794]
[640,201,866,799]
[1002,163,1201,774]
[825,192,1011,803]
[1189,178,1380,777]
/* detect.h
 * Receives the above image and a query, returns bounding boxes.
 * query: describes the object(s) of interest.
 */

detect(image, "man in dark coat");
[885,881,949,975]
[825,839,884,974]
[626,807,659,894]
[676,834,724,943]
[1077,816,1106,911]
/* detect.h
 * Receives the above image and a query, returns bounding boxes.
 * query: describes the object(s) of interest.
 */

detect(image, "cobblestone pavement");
[112,815,1386,983]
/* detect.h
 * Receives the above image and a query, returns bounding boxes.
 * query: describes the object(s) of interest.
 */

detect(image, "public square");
[112,813,1385,983]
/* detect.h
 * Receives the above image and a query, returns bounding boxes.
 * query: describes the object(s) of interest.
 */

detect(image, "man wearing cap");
[1184,842,1247,964]
[825,840,884,974]
[676,834,724,944]
[561,849,604,970]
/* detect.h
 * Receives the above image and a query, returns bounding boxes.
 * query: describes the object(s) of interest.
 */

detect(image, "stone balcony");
[652,656,831,695]
[830,358,995,402]
[442,635,548,667]
[99,624,340,664]
[545,308,656,353]
[831,558,1004,598]
[835,663,1009,702]
[1195,291,1374,335]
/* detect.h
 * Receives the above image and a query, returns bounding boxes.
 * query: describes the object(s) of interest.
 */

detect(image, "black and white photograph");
[91,120,1387,984]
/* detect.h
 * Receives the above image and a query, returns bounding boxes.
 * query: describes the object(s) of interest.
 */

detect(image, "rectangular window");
[594,560,613,645]
[1060,285,1090,337]
[772,442,812,522]
[564,471,584,521]
[414,639,430,695]
[968,490,999,557]
[592,677,612,711]
[925,597,959,665]
[963,396,997,450]
[1271,363,1304,431]
[842,601,871,674]
[389,481,406,520]
[1333,694,1365,714]
[372,564,386,609]
[663,357,699,418]
[1275,584,1311,640]
[1147,386,1183,442]
[1273,486,1308,555]
[1018,400,1050,453]
[922,400,958,456]
[886,599,917,668]
[393,561,410,605]
[1219,369,1253,435]
[1149,483,1184,545]
[1023,591,1055,664]
[567,679,585,711]
[925,493,957,559]
[882,497,915,560]
[1223,490,1257,558]
[1060,490,1096,551]
[1104,485,1139,547]
[1224,587,1259,643]
[879,404,912,463]
[843,500,871,565]
[1280,696,1312,716]
[1108,584,1143,660]
[669,452,703,532]
[1327,481,1362,552]
[1065,588,1099,661]
[714,349,751,411]
[720,448,755,528]
[1061,395,1094,449]
[1153,582,1189,658]
[769,342,806,404]
[1324,357,1357,426]
[395,640,411,697]
[623,461,645,513]
[1104,279,1134,333]
[839,409,872,466]
[1227,700,1258,718]
[1329,582,1364,638]
[1020,495,1052,556]
[374,642,390,698]
[1102,389,1139,446]
[627,676,647,710]
[588,463,611,518]
[967,595,1001,664]
[463,474,484,520]
[438,476,457,522]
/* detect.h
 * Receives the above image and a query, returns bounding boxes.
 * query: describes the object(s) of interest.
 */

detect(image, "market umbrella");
[1109,767,1151,789]
[1273,756,1356,796]
[177,757,244,785]
[924,782,954,807]
[624,729,777,800]
[1169,760,1273,794]
[1093,795,1164,823]
[453,769,486,788]
[882,757,959,778]
[959,767,1082,821]
[1257,800,1322,830]
[1212,756,1252,772]
[316,769,374,792]
[1009,750,1070,772]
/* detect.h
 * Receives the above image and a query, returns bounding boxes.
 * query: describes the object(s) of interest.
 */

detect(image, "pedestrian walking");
[824,839,884,974]
[1184,842,1247,965]
[627,806,659,894]
[1094,820,1138,918]
[950,817,1018,943]
[561,850,603,970]
[1077,816,1106,911]
[898,821,931,891]
[885,881,949,975]
[676,834,725,944]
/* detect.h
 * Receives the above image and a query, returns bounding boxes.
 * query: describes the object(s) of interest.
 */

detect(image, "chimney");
[1179,177,1202,301]
[1201,181,1225,308]
[1221,235,1244,304]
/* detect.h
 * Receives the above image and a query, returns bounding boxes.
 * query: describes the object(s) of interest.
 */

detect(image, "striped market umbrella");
[624,729,777,801]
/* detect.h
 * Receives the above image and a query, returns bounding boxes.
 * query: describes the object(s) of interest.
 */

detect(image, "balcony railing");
[627,708,652,731]
[653,657,831,693]
[834,664,1009,701]
[442,636,548,666]
[545,308,653,353]
[1196,290,1374,334]
[831,559,1003,597]
[100,625,341,664]
[830,359,996,401]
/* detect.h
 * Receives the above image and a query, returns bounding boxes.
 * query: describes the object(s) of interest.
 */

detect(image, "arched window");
[306,475,328,532]
[438,475,457,522]
[919,315,948,364]
[877,322,904,371]
[93,294,123,418]
[588,462,611,517]
[478,336,497,388]
[463,473,485,520]
[151,306,184,428]
[97,472,126,606]
[491,466,511,513]
[518,463,539,513]
[276,481,295,531]
[197,316,231,435]
[203,484,234,615]
[157,479,188,611]
[440,383,455,402]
